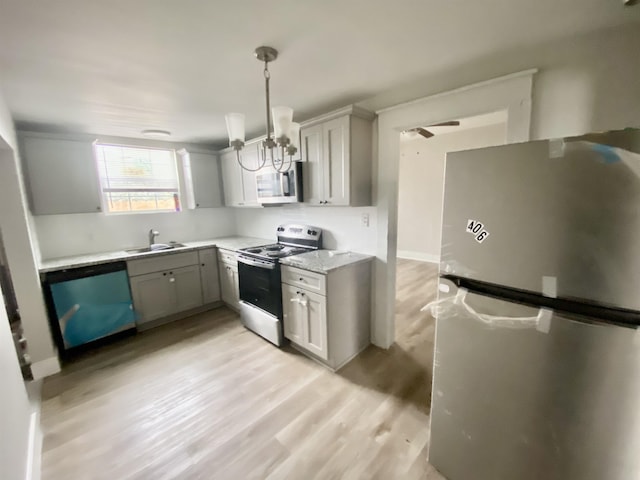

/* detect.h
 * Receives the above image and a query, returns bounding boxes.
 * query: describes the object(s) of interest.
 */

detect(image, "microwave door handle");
[282,171,290,196]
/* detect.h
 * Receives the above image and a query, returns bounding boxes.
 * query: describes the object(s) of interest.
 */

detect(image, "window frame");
[94,142,183,215]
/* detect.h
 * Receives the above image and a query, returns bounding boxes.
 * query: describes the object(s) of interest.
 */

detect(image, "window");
[95,144,182,214]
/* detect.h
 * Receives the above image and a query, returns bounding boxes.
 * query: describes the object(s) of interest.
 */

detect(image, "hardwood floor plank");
[40,259,446,480]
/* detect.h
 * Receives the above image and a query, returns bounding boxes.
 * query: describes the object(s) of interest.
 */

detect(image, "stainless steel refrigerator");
[428,128,640,480]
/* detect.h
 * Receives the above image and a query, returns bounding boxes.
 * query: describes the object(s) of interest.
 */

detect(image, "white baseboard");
[396,250,440,264]
[25,410,41,480]
[31,356,60,380]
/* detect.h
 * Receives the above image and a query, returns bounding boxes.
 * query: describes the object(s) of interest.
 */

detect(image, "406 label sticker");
[466,219,490,243]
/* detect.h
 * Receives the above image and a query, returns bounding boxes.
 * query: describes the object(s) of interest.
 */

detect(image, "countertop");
[38,236,272,273]
[279,250,374,274]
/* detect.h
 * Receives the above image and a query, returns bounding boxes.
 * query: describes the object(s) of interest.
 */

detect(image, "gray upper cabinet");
[188,152,223,208]
[219,141,260,207]
[300,106,375,207]
[20,134,102,215]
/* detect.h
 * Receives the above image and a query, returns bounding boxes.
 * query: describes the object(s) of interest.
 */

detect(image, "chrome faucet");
[148,229,159,246]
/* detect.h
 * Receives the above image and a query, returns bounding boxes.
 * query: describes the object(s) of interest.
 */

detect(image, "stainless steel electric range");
[237,224,322,346]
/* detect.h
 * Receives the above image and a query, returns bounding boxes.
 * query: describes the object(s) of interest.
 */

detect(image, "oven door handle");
[237,256,276,270]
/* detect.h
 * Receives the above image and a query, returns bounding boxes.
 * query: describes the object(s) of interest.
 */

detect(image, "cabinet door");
[172,265,203,312]
[322,116,350,206]
[130,272,175,324]
[302,290,328,360]
[199,248,221,304]
[240,142,260,206]
[189,152,223,208]
[282,283,305,347]
[21,136,102,215]
[220,150,244,206]
[301,124,324,205]
[219,263,236,308]
[229,265,240,309]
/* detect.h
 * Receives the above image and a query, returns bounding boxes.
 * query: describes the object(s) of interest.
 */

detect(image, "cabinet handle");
[201,263,205,267]
[169,271,173,275]
[300,292,305,296]
[163,272,167,276]
[96,206,102,211]
[196,203,200,207]
[319,200,323,205]
[299,277,304,281]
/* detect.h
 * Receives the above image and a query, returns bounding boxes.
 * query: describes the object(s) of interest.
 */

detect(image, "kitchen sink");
[125,243,187,254]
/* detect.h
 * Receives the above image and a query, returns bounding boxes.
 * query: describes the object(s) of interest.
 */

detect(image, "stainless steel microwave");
[255,161,303,205]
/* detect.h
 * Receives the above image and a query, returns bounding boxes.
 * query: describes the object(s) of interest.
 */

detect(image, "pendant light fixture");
[225,46,299,172]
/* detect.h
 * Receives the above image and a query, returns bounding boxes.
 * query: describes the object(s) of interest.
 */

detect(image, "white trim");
[373,69,535,349]
[396,250,440,264]
[30,356,60,379]
[375,69,539,114]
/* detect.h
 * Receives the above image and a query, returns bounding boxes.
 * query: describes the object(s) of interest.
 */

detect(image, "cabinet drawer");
[217,249,238,266]
[127,251,199,277]
[282,265,326,296]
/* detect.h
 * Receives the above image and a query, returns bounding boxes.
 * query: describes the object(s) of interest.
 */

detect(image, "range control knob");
[307,229,312,235]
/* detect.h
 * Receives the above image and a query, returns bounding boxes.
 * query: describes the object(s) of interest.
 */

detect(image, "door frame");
[372,69,537,348]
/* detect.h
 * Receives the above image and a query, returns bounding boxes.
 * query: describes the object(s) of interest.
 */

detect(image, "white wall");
[397,123,506,262]
[361,24,640,139]
[0,287,33,480]
[35,208,236,259]
[0,87,58,373]
[235,205,377,255]
[0,88,36,480]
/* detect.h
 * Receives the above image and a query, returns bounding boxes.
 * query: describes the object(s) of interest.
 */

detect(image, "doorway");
[373,69,535,350]
[393,112,508,381]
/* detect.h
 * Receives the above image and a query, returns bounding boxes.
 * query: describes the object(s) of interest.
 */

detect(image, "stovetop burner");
[239,243,310,260]
[238,224,323,262]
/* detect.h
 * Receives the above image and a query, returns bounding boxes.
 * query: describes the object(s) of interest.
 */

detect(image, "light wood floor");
[40,259,445,480]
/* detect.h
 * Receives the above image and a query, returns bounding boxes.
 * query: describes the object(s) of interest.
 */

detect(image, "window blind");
[95,144,181,213]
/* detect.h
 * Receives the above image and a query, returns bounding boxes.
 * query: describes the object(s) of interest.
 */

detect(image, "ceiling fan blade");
[427,120,461,127]
[416,128,434,139]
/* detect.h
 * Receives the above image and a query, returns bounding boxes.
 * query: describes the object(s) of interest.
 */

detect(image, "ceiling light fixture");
[141,129,172,138]
[225,46,299,173]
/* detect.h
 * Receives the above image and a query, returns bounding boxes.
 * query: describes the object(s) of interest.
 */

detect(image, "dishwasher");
[42,261,137,356]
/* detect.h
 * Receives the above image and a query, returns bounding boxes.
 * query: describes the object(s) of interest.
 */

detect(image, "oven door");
[237,256,283,319]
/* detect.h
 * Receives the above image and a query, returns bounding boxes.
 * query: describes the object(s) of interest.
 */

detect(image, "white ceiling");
[0,0,638,146]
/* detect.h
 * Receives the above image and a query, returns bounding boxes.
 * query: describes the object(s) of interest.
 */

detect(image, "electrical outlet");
[361,213,370,227]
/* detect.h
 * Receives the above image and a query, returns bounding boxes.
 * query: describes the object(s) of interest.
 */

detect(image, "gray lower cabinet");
[172,265,204,312]
[282,283,328,360]
[128,251,206,327]
[199,248,221,304]
[129,271,176,323]
[217,249,239,310]
[281,261,372,370]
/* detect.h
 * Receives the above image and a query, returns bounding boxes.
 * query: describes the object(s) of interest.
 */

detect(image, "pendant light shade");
[225,113,246,144]
[289,122,301,150]
[272,106,293,140]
